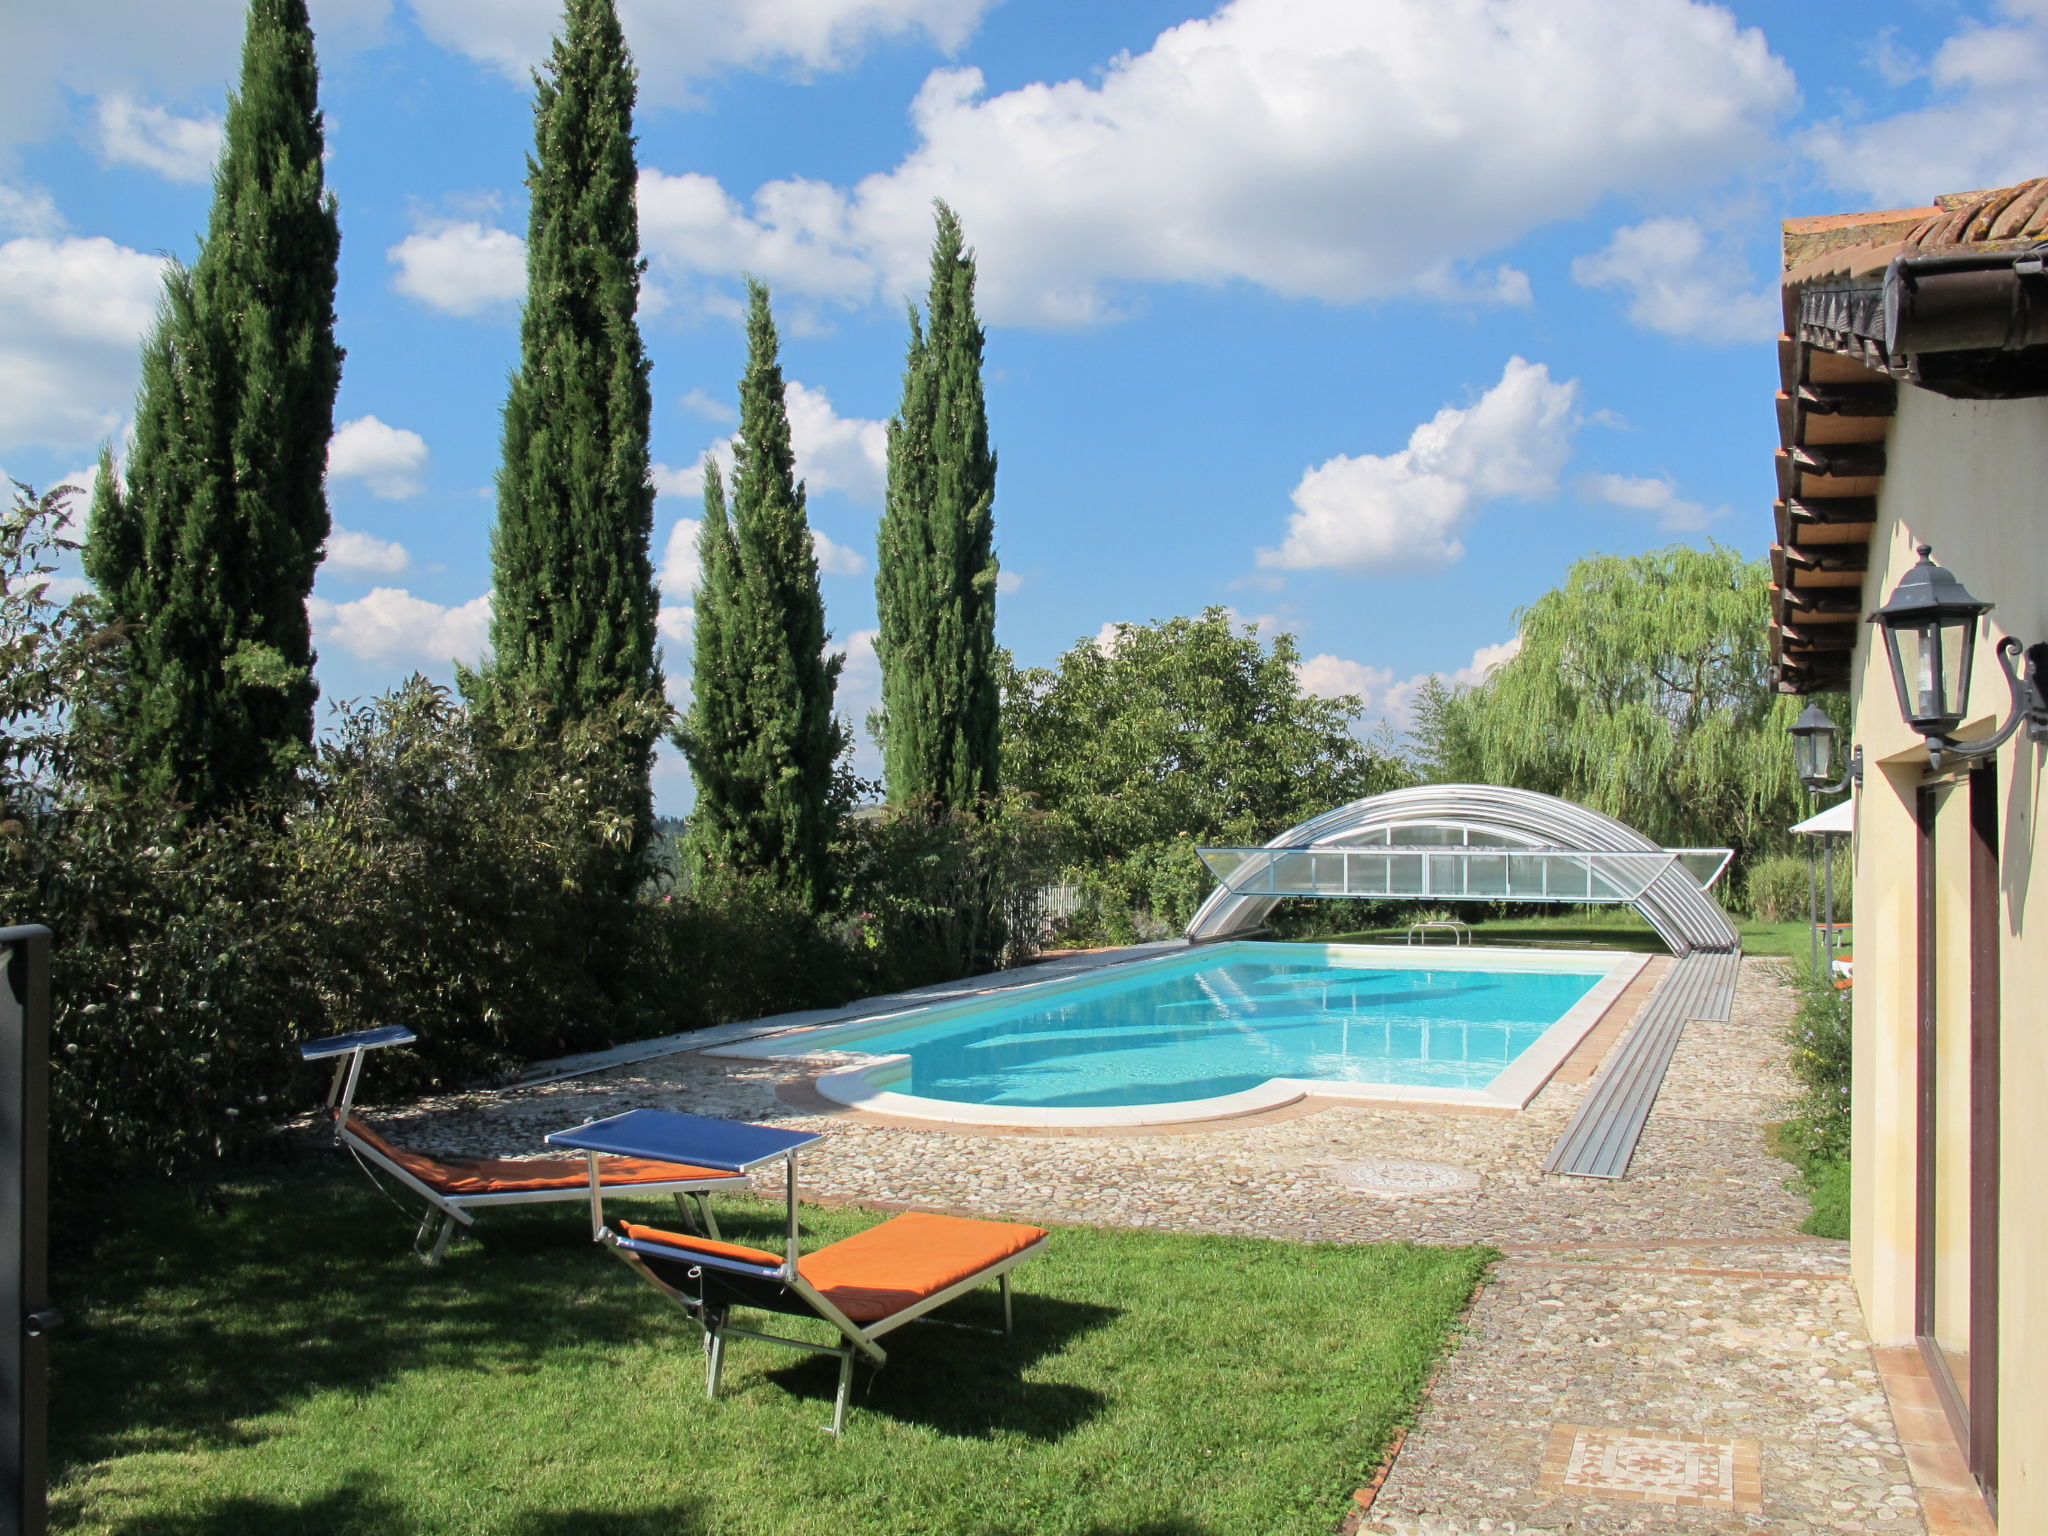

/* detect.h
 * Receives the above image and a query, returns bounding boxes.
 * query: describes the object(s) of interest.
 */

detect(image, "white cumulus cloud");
[1378,636,1523,729]
[0,235,167,453]
[1807,1,2048,205]
[327,415,430,498]
[308,587,492,664]
[679,387,734,423]
[1258,357,1578,574]
[388,221,527,316]
[651,380,886,511]
[812,527,869,576]
[657,604,695,646]
[1572,217,1777,345]
[408,0,993,105]
[325,526,411,576]
[0,183,65,239]
[659,516,702,600]
[0,0,389,158]
[94,94,222,183]
[655,516,701,649]
[1295,653,1394,705]
[637,0,1794,326]
[1580,472,1725,532]
[785,380,888,504]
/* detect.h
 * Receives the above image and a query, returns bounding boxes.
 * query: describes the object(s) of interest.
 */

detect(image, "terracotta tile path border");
[1871,1345,1997,1536]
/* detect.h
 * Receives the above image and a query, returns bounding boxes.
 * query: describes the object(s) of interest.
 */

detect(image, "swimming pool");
[710,941,1647,1127]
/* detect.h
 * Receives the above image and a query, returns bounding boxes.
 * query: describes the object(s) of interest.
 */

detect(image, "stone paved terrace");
[358,955,1933,1536]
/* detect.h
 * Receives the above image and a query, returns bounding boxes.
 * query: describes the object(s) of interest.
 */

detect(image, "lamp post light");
[1868,545,2048,770]
[1787,706,1856,974]
[1790,702,1861,795]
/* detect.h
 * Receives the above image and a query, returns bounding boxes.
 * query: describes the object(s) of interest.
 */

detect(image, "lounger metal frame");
[565,1121,1044,1434]
[597,1206,1046,1435]
[301,1027,741,1263]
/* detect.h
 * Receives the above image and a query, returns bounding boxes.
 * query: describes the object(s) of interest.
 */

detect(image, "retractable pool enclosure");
[1189,785,1738,956]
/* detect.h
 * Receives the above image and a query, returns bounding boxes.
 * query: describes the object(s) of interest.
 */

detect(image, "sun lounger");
[548,1108,1049,1433]
[300,1027,746,1263]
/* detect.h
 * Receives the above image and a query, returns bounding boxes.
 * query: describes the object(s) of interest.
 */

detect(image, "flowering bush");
[1780,960,1851,1163]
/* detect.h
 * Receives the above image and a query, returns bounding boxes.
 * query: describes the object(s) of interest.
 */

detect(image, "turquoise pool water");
[843,946,1605,1108]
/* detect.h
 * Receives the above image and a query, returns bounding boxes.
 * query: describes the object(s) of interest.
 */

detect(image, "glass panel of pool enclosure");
[1194,845,1707,903]
[1185,785,1739,957]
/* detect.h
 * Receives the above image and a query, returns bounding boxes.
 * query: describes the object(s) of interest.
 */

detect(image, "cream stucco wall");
[1846,387,2047,1523]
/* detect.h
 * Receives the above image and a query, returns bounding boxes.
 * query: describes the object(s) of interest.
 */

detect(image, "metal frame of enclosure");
[1189,785,1739,956]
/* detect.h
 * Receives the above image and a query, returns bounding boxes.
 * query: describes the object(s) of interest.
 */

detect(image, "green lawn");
[1298,909,1809,957]
[52,1167,1492,1536]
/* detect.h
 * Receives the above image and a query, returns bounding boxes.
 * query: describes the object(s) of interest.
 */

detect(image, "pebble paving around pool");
[368,958,1919,1536]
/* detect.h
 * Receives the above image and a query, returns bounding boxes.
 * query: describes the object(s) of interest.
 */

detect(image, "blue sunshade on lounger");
[547,1109,820,1172]
[298,1024,417,1060]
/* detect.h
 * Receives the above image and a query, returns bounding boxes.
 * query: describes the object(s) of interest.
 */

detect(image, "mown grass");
[51,1165,1492,1536]
[1300,909,1808,956]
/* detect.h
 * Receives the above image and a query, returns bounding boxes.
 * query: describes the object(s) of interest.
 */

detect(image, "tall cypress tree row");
[874,201,1000,810]
[678,282,845,911]
[486,0,661,849]
[83,0,340,817]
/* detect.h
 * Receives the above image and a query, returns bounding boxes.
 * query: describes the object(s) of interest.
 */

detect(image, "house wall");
[1850,387,2048,1523]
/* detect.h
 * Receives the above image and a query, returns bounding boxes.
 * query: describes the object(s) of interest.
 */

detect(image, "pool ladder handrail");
[1405,919,1472,946]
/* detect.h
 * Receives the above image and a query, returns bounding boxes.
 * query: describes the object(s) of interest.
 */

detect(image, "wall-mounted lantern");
[1867,544,2048,769]
[1789,703,1861,795]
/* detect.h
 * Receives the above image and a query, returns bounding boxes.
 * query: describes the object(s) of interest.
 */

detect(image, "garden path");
[374,958,1931,1536]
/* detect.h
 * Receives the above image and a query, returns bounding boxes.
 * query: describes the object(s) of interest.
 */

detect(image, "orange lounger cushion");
[799,1212,1048,1323]
[615,1212,1048,1322]
[343,1116,740,1196]
[615,1222,784,1268]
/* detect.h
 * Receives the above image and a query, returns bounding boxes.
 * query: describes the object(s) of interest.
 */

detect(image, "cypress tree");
[678,282,845,911]
[874,200,1000,810]
[486,0,661,849]
[83,0,341,816]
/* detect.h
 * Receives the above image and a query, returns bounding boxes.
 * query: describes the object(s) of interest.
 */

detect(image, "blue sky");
[4,0,2043,812]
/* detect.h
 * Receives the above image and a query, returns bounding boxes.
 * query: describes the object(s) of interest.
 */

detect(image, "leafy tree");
[1410,544,1824,863]
[875,201,1000,810]
[678,283,846,911]
[83,0,341,817]
[1005,607,1409,863]
[485,0,661,854]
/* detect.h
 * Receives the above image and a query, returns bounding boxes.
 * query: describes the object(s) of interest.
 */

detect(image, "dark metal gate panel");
[1543,949,1741,1180]
[0,926,53,1536]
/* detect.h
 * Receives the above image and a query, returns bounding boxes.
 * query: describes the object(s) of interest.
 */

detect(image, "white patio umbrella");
[1790,800,1854,837]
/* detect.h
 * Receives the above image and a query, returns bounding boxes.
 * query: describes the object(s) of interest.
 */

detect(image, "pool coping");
[704,942,1651,1129]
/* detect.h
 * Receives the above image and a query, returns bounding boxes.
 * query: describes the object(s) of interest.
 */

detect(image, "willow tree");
[1412,544,1818,862]
[678,283,845,911]
[83,0,341,816]
[485,0,660,853]
[875,201,1000,811]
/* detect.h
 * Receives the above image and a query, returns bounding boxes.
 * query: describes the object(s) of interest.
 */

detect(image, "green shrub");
[1760,958,1853,1239]
[637,873,865,1025]
[2,485,309,1180]
[1800,1157,1850,1239]
[286,679,672,1092]
[836,796,1069,989]
[3,483,878,1181]
[1743,848,1851,922]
